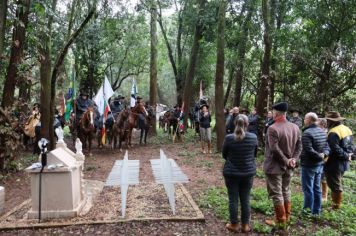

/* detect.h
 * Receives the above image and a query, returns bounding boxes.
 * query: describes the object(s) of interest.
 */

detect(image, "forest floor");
[0,128,355,235]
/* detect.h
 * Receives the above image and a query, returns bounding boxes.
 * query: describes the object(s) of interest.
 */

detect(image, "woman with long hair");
[222,114,258,233]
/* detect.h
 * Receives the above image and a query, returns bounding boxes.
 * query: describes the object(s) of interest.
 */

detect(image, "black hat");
[240,107,249,113]
[174,104,181,109]
[290,107,301,113]
[272,102,288,112]
[116,95,125,100]
[200,104,209,109]
[33,103,40,108]
[136,96,142,100]
[80,90,89,96]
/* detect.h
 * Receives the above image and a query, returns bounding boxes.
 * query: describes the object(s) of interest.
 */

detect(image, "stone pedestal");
[26,147,85,219]
[0,186,4,215]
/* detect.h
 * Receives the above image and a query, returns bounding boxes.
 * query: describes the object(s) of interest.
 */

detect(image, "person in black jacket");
[199,104,212,154]
[222,114,258,233]
[300,112,330,215]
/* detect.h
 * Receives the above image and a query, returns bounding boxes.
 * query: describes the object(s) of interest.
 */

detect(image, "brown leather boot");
[225,223,240,232]
[241,224,251,233]
[331,192,342,209]
[321,182,328,202]
[265,204,286,228]
[284,201,291,222]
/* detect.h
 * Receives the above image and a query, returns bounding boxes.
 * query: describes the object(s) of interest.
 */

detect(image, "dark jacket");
[226,114,238,134]
[110,100,124,115]
[222,132,258,177]
[75,97,94,115]
[199,112,211,128]
[263,120,302,174]
[325,124,353,173]
[248,114,260,134]
[300,124,329,167]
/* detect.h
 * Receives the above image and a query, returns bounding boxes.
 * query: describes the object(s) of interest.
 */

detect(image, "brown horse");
[127,103,147,147]
[78,107,96,155]
[111,108,130,151]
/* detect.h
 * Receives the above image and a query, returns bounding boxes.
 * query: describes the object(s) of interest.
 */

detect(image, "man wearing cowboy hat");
[324,111,353,210]
[110,95,125,117]
[226,107,239,134]
[199,104,212,154]
[289,108,303,129]
[264,102,302,228]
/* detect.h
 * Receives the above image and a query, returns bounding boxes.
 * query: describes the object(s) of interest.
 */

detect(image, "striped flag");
[130,78,137,108]
[94,76,114,144]
[64,68,76,121]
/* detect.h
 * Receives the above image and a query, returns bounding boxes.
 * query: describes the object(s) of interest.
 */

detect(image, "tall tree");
[0,0,7,58]
[256,0,271,116]
[233,0,256,106]
[39,0,57,142]
[182,0,205,124]
[149,0,158,134]
[215,0,226,152]
[1,0,31,108]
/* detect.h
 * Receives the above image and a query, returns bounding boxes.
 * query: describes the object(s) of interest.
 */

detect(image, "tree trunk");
[215,0,227,152]
[269,0,278,104]
[1,0,30,108]
[223,66,234,107]
[49,6,95,148]
[256,0,271,117]
[182,0,205,126]
[233,0,255,107]
[150,0,158,134]
[40,0,57,143]
[0,0,7,57]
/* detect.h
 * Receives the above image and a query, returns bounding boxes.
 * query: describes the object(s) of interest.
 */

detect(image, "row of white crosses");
[105,149,188,217]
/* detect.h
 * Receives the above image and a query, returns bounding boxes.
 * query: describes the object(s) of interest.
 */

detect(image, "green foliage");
[199,187,229,221]
[250,187,273,215]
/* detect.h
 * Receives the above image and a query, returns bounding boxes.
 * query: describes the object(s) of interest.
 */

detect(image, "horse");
[127,102,147,147]
[111,108,130,151]
[138,105,155,145]
[163,109,183,141]
[78,107,96,155]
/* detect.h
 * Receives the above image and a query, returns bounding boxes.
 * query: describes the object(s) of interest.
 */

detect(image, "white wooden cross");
[105,150,140,217]
[150,149,188,214]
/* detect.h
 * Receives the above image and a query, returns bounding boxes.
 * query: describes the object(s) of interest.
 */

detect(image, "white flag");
[94,76,114,115]
[130,78,137,108]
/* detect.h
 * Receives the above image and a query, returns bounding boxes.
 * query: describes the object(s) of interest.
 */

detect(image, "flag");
[199,80,203,99]
[64,68,76,121]
[179,102,185,132]
[94,76,114,144]
[130,78,137,108]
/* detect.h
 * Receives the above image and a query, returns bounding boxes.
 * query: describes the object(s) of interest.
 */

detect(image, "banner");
[64,68,76,121]
[94,76,114,144]
[130,78,137,108]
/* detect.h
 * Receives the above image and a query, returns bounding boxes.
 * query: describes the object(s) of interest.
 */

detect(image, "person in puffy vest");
[324,111,354,210]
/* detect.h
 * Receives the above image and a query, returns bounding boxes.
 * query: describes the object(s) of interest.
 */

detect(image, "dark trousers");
[224,175,254,224]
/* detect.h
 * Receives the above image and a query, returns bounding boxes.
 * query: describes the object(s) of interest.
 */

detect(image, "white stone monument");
[106,151,140,217]
[0,186,4,215]
[150,149,188,214]
[25,147,85,219]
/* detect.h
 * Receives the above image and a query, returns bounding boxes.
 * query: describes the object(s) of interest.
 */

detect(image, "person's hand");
[288,158,296,168]
[348,153,352,161]
[319,153,325,159]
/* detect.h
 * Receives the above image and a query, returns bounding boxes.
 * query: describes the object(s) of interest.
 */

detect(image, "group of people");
[221,101,354,233]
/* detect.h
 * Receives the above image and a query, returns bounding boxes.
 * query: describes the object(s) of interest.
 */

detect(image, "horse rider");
[110,95,125,117]
[74,90,95,131]
[174,104,185,134]
[135,96,146,129]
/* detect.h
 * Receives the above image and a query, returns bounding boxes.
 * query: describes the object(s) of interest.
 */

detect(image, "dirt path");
[0,130,267,235]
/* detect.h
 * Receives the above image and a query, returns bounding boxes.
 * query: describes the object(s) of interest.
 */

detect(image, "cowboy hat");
[325,111,345,121]
[200,104,209,109]
[272,102,288,112]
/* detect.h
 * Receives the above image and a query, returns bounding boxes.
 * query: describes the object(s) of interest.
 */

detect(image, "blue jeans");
[301,165,323,215]
[224,176,254,224]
